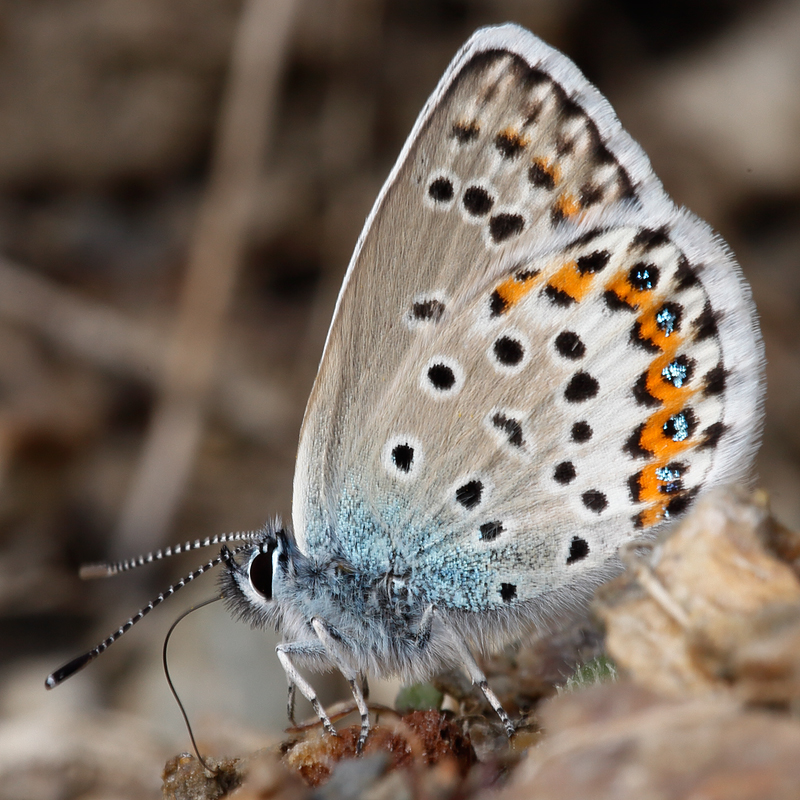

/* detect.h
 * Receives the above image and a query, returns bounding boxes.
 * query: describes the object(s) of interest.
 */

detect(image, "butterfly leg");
[276,640,338,737]
[414,606,514,736]
[415,603,436,649]
[359,672,370,702]
[310,617,371,754]
[452,635,516,737]
[287,682,297,726]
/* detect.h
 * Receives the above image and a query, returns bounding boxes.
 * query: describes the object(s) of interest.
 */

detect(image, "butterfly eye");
[248,551,274,600]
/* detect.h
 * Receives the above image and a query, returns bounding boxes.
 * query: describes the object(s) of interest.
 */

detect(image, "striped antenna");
[79,531,262,579]
[45,543,250,689]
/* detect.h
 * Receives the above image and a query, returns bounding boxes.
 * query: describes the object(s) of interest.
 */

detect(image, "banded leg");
[276,640,338,737]
[452,638,515,737]
[413,605,513,733]
[311,618,371,753]
[407,605,514,735]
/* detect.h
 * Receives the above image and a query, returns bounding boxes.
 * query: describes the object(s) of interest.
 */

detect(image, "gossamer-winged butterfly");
[47,24,764,751]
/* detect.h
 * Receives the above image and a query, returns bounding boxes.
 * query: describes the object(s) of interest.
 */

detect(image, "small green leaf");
[395,682,444,712]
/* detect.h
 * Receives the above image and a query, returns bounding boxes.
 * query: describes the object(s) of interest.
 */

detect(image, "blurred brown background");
[0,1,798,797]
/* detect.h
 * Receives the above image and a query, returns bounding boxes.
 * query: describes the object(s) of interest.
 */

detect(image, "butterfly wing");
[291,25,763,613]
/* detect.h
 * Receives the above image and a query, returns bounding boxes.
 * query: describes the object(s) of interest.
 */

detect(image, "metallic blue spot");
[656,307,677,336]
[635,268,654,288]
[662,359,687,387]
[664,412,689,442]
[655,465,682,482]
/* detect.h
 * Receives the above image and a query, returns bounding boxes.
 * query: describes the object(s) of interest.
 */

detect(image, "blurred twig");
[0,255,294,444]
[115,0,299,554]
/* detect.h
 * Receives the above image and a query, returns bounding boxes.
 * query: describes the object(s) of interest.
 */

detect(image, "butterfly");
[47,23,764,753]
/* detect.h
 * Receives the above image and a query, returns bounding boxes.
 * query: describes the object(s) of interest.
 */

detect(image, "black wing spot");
[493,336,525,366]
[528,161,556,189]
[632,373,661,407]
[616,168,637,201]
[515,268,539,281]
[604,289,633,312]
[495,131,526,158]
[564,372,599,403]
[699,422,726,450]
[579,182,604,207]
[543,284,575,307]
[702,364,727,396]
[665,488,699,518]
[624,423,652,459]
[554,331,586,360]
[560,96,584,118]
[674,257,701,289]
[411,299,445,322]
[631,227,670,250]
[427,363,456,391]
[566,536,590,564]
[571,421,593,442]
[571,228,608,248]
[489,213,525,243]
[582,490,608,513]
[628,471,643,502]
[456,480,483,509]
[428,177,454,203]
[391,444,414,473]
[500,582,517,602]
[452,121,479,143]
[693,302,719,341]
[489,290,508,317]
[554,461,576,484]
[479,521,504,542]
[462,186,494,216]
[576,250,610,274]
[594,140,616,165]
[630,321,660,353]
[491,413,524,448]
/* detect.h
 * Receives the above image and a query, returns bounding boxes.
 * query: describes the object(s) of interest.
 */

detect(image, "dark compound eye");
[249,550,274,599]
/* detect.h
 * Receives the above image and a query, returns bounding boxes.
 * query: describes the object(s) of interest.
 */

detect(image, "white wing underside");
[290,25,764,613]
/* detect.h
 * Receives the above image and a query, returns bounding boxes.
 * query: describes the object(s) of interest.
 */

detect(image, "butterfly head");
[219,521,295,633]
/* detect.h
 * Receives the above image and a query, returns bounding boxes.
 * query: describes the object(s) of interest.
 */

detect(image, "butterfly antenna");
[45,544,248,689]
[79,531,262,579]
[163,596,222,775]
